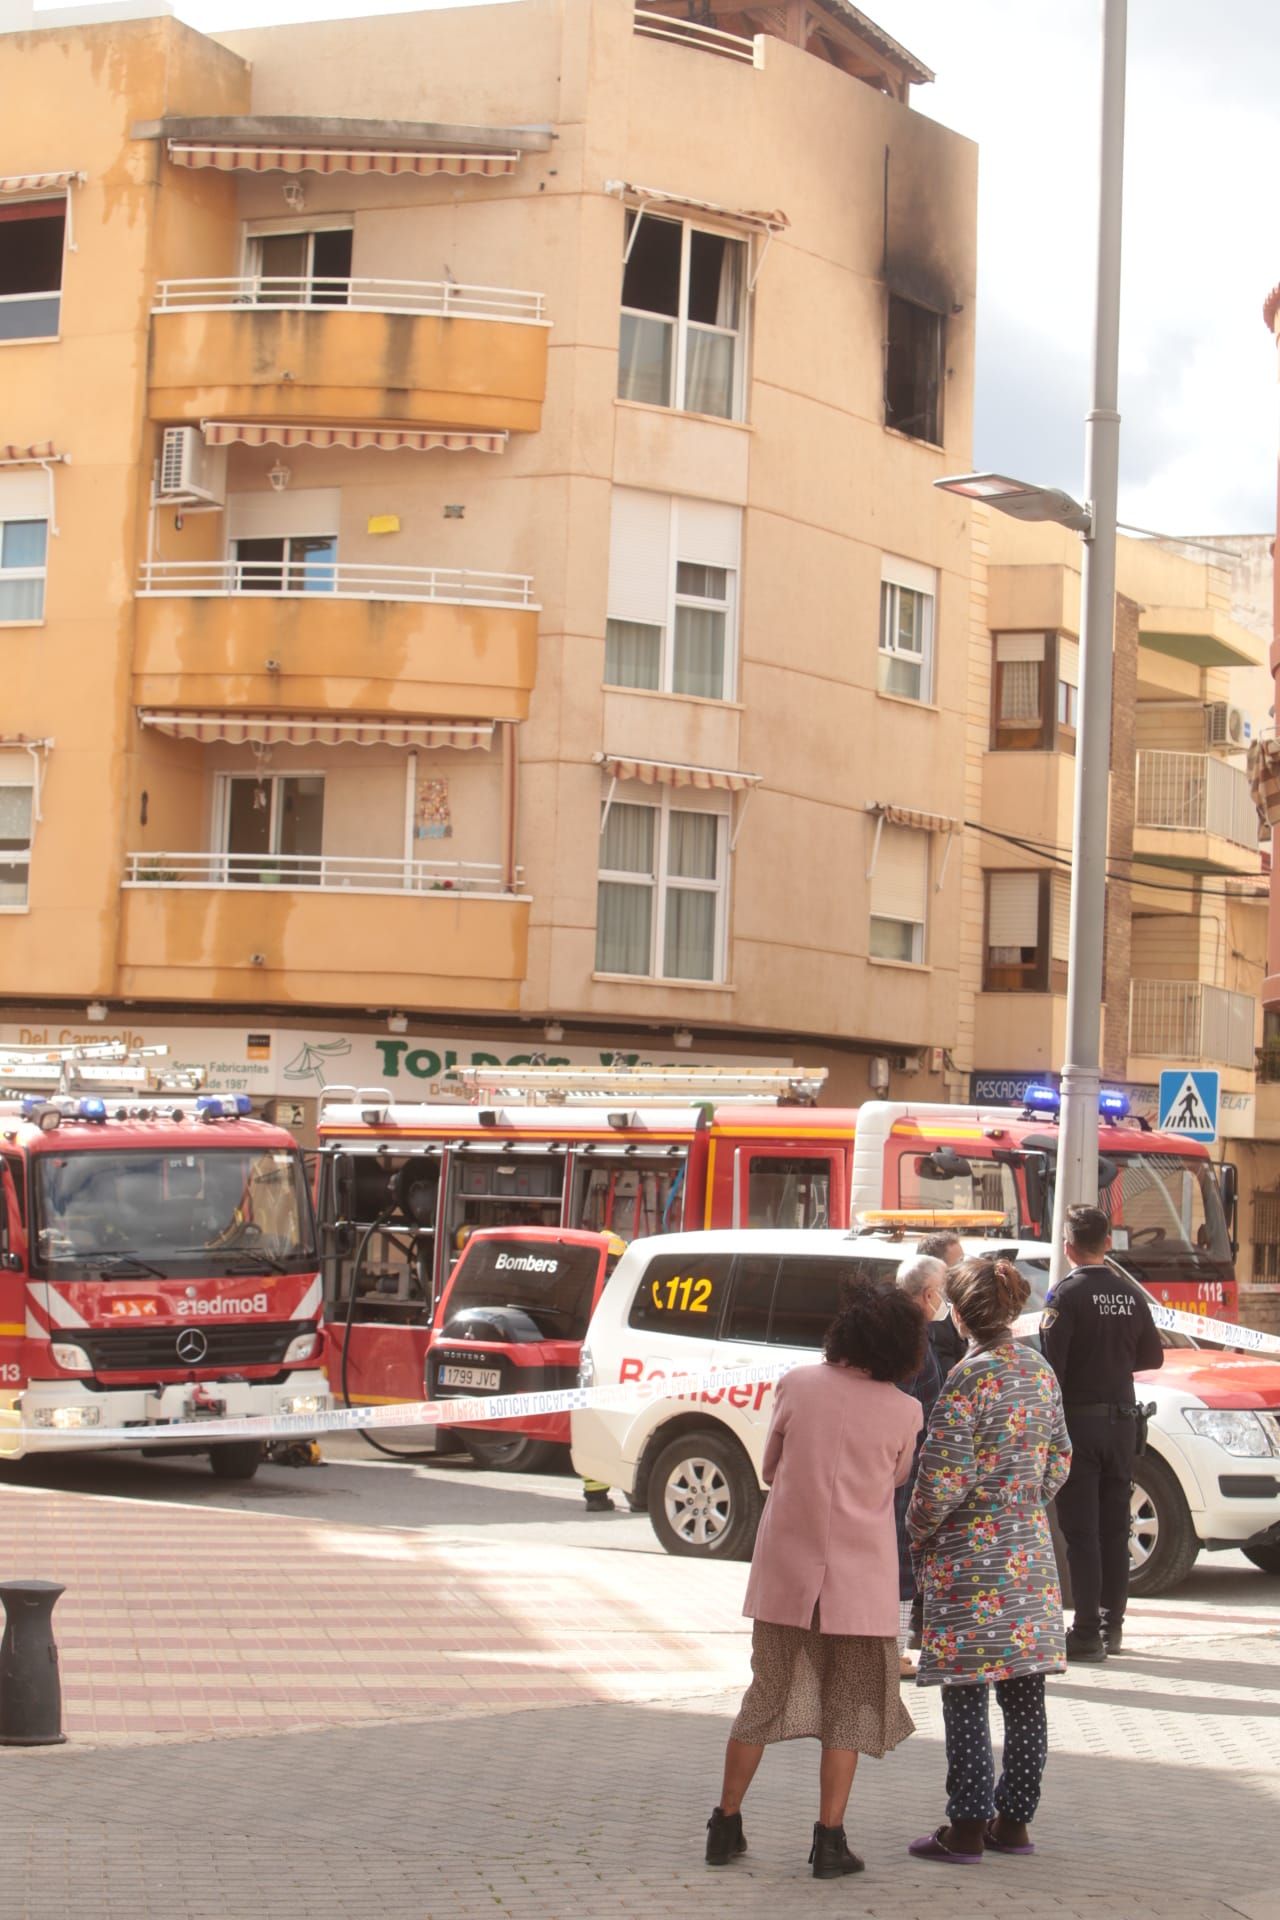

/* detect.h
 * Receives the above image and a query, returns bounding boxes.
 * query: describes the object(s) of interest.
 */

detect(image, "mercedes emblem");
[175,1328,209,1365]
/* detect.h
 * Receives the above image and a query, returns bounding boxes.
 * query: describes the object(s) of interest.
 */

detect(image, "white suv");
[571,1229,1280,1596]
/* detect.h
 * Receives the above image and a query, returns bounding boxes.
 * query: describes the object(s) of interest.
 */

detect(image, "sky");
[154,0,1280,534]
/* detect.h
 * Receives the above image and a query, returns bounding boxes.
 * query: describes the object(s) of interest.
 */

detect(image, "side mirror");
[332,1152,356,1222]
[917,1148,972,1182]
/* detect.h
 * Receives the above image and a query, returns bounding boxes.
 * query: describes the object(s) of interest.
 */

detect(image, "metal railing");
[1135,750,1259,852]
[1129,979,1256,1071]
[124,851,523,897]
[135,559,537,608]
[633,6,757,61]
[152,277,547,323]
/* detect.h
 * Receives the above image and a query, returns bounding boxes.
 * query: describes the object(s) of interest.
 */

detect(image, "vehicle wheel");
[1242,1543,1280,1574]
[1128,1453,1199,1596]
[208,1441,263,1482]
[647,1430,762,1560]
[463,1432,564,1473]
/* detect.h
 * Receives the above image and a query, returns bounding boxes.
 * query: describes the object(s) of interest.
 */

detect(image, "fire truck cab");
[0,1043,329,1474]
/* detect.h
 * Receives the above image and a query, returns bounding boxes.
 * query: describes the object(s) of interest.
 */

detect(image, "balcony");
[1135,751,1260,871]
[118,853,530,1011]
[133,561,538,720]
[148,278,550,434]
[1129,979,1256,1073]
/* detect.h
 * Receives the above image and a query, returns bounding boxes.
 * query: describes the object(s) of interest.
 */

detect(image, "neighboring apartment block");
[0,0,977,1113]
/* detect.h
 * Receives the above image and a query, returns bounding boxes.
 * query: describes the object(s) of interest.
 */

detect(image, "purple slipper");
[908,1827,984,1866]
[985,1821,1035,1856]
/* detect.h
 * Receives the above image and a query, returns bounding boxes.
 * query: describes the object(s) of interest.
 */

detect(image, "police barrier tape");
[10,1300,1280,1453]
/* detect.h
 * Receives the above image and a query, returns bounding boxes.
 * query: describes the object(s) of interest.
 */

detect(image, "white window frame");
[229,531,339,593]
[0,769,34,913]
[0,193,68,345]
[242,219,355,305]
[596,788,730,983]
[605,495,741,702]
[215,770,326,882]
[0,514,48,625]
[619,211,748,422]
[878,555,937,704]
[868,822,929,964]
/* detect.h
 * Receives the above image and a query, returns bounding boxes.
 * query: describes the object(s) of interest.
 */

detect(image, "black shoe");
[705,1807,746,1867]
[1065,1627,1107,1664]
[583,1490,615,1512]
[809,1822,865,1879]
[1102,1621,1123,1655]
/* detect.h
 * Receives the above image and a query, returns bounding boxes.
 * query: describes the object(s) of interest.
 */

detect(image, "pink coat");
[742,1362,922,1637]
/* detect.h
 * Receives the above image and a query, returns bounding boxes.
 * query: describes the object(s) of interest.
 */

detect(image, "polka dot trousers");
[940,1673,1048,1824]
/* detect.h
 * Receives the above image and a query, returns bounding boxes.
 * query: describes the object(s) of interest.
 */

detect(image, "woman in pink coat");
[706,1275,926,1880]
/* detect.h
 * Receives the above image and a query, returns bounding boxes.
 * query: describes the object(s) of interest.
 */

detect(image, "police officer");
[1040,1203,1164,1662]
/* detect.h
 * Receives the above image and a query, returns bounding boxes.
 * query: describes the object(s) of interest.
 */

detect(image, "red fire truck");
[0,1043,329,1475]
[316,1066,1238,1408]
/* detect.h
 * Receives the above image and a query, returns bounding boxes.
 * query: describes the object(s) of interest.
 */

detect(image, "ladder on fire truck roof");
[0,1040,206,1098]
[443,1065,829,1106]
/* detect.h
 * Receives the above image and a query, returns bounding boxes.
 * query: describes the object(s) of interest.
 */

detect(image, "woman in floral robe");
[906,1256,1071,1866]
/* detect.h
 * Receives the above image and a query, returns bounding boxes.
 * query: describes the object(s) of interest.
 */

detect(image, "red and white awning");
[866,802,959,835]
[0,441,64,466]
[201,422,507,456]
[137,711,494,750]
[0,171,83,196]
[167,142,518,178]
[595,753,760,794]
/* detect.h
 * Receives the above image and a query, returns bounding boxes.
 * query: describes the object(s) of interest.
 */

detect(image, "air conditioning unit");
[156,426,226,505]
[1204,701,1248,749]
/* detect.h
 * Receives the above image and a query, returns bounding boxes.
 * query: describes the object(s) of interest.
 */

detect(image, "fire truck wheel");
[1127,1453,1199,1597]
[1242,1543,1280,1574]
[208,1442,264,1481]
[462,1433,565,1473]
[647,1430,761,1560]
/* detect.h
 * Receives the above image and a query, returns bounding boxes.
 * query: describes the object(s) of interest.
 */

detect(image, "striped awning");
[867,803,959,834]
[595,753,760,794]
[167,142,518,178]
[605,180,788,234]
[202,422,507,456]
[138,711,494,750]
[0,441,63,466]
[0,171,83,196]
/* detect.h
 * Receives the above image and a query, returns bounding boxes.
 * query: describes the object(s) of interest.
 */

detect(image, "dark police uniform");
[1041,1263,1164,1638]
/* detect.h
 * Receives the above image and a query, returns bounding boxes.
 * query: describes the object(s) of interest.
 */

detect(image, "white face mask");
[933,1297,952,1322]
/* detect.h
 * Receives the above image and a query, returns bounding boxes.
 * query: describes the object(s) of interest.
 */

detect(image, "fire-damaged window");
[0,198,67,341]
[885,294,943,444]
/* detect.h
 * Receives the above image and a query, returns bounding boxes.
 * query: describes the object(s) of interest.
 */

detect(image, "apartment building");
[0,0,977,1122]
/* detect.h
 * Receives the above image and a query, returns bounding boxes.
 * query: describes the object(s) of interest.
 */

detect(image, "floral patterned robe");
[906,1338,1071,1687]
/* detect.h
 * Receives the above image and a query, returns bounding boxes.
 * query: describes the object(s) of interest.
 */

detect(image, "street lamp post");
[936,0,1128,1285]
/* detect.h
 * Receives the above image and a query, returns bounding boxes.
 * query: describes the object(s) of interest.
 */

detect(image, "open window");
[618,212,746,421]
[992,633,1078,752]
[0,198,66,341]
[218,773,324,885]
[885,294,943,444]
[245,226,354,307]
[0,755,34,910]
[984,869,1070,992]
[879,555,936,702]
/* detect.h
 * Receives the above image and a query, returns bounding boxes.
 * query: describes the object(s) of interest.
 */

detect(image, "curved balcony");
[148,277,550,433]
[119,852,531,1012]
[133,560,538,719]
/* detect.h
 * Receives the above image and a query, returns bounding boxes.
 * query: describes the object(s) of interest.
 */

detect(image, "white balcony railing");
[124,851,523,898]
[1129,979,1256,1071]
[135,559,537,608]
[633,7,757,62]
[1135,751,1259,852]
[152,277,547,324]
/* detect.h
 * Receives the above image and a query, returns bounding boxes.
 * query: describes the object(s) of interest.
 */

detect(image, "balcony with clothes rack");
[133,557,538,720]
[148,276,551,432]
[1128,979,1257,1077]
[1134,750,1261,873]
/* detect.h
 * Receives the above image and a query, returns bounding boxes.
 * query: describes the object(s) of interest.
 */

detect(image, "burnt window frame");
[884,293,944,446]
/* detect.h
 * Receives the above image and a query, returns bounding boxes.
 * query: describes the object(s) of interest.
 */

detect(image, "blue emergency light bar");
[1022,1085,1129,1120]
[196,1094,254,1119]
[78,1097,107,1121]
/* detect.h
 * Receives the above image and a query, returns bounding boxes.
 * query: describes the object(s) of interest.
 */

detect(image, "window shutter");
[987,871,1039,948]
[1051,872,1072,963]
[871,824,928,923]
[0,469,47,520]
[995,634,1046,663]
[674,497,740,570]
[1058,638,1080,687]
[607,488,672,626]
[881,553,936,596]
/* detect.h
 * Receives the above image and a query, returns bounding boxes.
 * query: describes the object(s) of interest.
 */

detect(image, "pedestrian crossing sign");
[1158,1069,1220,1143]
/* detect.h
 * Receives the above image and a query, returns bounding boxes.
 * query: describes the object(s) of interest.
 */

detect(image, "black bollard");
[0,1579,68,1746]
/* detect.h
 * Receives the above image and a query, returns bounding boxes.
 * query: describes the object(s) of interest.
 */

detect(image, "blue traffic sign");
[1158,1069,1220,1143]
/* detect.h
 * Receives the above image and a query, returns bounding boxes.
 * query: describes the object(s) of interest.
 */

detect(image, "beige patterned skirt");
[730,1621,914,1755]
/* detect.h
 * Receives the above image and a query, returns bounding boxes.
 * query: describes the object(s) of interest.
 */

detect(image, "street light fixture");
[933,472,1093,535]
[936,0,1128,1288]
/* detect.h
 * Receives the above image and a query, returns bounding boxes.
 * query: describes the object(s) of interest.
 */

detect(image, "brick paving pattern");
[1,1482,1278,1920]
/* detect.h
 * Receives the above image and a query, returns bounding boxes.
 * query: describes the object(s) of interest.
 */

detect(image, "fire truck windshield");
[32,1148,316,1279]
[1099,1151,1232,1271]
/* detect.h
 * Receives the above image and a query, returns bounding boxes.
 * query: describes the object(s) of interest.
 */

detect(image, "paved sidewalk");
[1,1482,1278,1920]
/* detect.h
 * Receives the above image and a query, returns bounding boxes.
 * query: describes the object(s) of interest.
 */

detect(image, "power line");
[965,819,1269,904]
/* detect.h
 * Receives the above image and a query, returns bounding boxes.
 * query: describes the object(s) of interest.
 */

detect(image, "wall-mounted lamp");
[544,1022,565,1043]
[267,461,292,494]
[387,1011,408,1034]
[86,1001,108,1024]
[673,1028,693,1050]
[282,180,306,213]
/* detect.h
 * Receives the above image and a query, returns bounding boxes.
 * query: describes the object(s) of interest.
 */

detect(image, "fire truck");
[315,1066,1238,1408]
[0,1043,329,1475]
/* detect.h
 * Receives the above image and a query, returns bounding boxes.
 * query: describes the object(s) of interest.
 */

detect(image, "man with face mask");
[893,1255,947,1673]
[917,1230,966,1374]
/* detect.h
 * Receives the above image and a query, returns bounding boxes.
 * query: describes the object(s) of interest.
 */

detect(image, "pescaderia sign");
[1,1024,791,1102]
